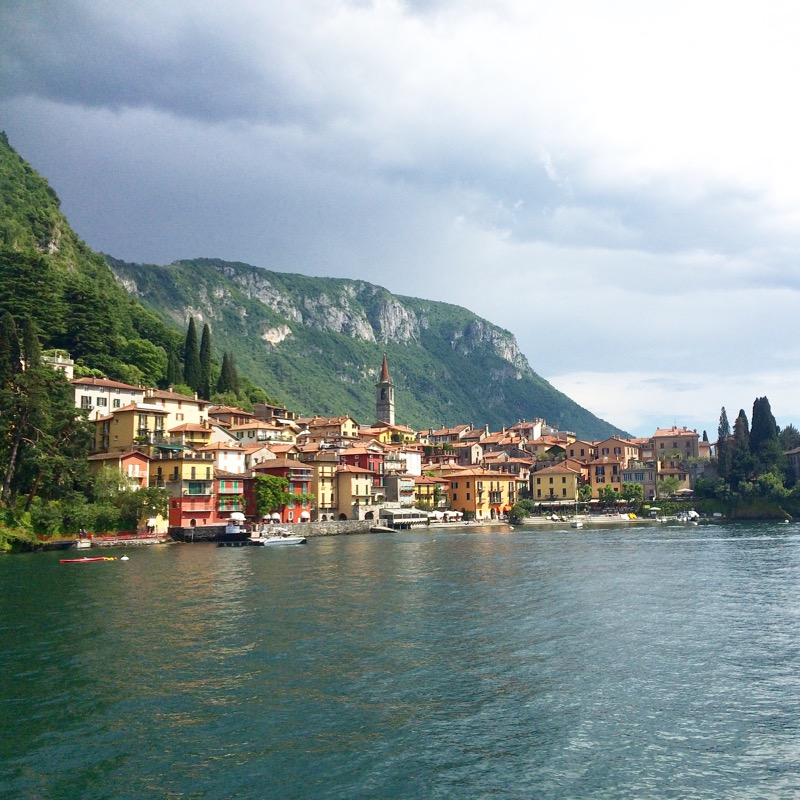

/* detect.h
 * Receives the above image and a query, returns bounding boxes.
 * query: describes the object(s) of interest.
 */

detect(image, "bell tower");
[375,353,395,426]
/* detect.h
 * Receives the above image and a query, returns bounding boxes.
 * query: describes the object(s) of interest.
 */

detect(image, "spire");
[381,353,390,382]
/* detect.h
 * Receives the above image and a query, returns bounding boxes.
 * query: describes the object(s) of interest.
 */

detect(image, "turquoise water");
[2,522,800,799]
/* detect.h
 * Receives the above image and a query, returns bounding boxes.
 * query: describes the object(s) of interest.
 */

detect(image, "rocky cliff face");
[106,256,624,438]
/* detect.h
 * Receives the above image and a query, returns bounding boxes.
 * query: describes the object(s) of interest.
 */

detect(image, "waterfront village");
[45,348,724,541]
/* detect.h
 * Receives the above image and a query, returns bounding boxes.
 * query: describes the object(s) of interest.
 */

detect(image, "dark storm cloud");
[0,1,306,124]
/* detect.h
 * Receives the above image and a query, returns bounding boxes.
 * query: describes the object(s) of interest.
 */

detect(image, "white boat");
[570,519,584,529]
[252,534,307,546]
[75,538,92,549]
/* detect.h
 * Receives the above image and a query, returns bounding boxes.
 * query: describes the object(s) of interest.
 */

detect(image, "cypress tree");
[717,407,731,483]
[216,351,240,395]
[183,317,201,392]
[728,409,752,490]
[217,352,232,394]
[199,323,212,400]
[165,348,182,388]
[750,396,782,475]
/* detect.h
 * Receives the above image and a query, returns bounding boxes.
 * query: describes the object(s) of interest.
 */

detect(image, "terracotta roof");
[380,354,390,382]
[229,421,282,431]
[146,389,210,405]
[87,450,152,461]
[199,442,246,451]
[169,423,209,433]
[336,464,374,475]
[534,463,580,475]
[71,377,142,390]
[111,402,168,414]
[653,427,698,438]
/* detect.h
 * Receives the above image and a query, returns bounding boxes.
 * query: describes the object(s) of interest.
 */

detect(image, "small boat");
[60,556,117,563]
[570,519,584,529]
[75,539,92,549]
[251,534,307,546]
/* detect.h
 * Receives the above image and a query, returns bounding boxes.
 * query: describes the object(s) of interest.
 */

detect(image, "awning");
[300,511,311,519]
[270,513,281,520]
[229,512,246,521]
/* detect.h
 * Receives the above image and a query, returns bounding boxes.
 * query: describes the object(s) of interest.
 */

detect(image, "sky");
[2,0,800,437]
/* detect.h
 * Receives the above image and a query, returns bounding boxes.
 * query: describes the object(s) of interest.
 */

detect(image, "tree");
[0,312,21,385]
[598,484,620,504]
[750,396,783,476]
[728,409,753,491]
[578,483,593,502]
[165,348,182,388]
[183,317,201,392]
[779,424,800,452]
[199,323,212,400]
[0,321,93,508]
[657,476,680,498]
[216,351,239,395]
[621,482,644,506]
[254,474,293,517]
[717,407,732,484]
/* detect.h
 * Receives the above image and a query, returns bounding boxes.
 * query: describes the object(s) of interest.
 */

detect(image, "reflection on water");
[2,524,800,798]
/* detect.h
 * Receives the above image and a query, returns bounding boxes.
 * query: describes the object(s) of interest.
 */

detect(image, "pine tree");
[0,312,21,386]
[199,323,212,400]
[183,317,201,392]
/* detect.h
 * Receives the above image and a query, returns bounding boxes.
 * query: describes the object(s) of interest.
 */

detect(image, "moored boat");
[60,556,117,563]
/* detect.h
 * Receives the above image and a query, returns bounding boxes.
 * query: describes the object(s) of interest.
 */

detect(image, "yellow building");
[447,468,517,520]
[299,451,338,521]
[144,388,210,429]
[300,415,361,443]
[532,463,581,502]
[414,475,449,510]
[335,465,377,520]
[587,456,625,499]
[94,402,169,453]
[595,436,641,468]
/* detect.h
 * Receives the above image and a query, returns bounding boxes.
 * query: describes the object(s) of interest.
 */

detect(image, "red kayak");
[60,557,117,563]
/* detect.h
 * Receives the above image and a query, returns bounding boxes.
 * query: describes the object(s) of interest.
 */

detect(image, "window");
[562,477,566,483]
[113,399,121,408]
[96,397,107,407]
[80,396,91,409]
[466,493,470,500]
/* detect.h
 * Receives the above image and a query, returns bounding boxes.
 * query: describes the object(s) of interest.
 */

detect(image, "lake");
[2,521,800,799]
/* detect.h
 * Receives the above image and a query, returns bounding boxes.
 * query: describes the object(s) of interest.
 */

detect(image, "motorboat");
[250,529,307,546]
[570,519,584,529]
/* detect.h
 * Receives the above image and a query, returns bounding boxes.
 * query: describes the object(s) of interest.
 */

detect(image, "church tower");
[375,353,395,426]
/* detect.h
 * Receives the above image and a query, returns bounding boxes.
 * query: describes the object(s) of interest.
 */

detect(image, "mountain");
[0,132,624,439]
[108,256,626,438]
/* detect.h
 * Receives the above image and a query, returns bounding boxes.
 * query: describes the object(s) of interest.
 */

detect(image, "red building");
[248,459,314,523]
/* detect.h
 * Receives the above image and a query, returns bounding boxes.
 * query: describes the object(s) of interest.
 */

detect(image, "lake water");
[2,522,800,799]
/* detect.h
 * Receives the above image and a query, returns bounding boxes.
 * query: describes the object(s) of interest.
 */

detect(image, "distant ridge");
[108,256,628,439]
